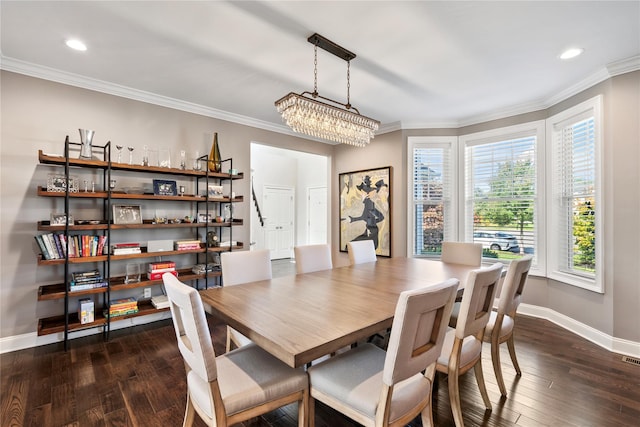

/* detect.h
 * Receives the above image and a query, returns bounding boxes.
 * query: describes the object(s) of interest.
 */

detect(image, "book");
[70,281,108,291]
[114,242,141,248]
[112,247,142,255]
[34,235,50,260]
[148,267,176,274]
[148,261,176,271]
[151,295,169,309]
[53,233,64,258]
[147,270,178,281]
[104,308,139,318]
[44,234,59,259]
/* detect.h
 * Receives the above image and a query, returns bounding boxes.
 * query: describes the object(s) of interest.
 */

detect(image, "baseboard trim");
[0,311,172,354]
[518,304,640,358]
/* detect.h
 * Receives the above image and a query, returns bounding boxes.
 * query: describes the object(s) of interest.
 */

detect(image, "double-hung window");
[408,137,456,256]
[547,96,603,292]
[460,122,544,271]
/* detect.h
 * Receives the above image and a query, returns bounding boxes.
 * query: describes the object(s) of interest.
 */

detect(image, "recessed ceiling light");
[559,48,584,60]
[65,39,87,51]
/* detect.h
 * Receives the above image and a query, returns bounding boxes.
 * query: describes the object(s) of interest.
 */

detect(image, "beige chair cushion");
[484,311,514,339]
[308,344,431,423]
[436,328,483,367]
[189,343,308,417]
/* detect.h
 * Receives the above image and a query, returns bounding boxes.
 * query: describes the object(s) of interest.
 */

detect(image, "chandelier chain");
[346,61,351,109]
[313,44,318,96]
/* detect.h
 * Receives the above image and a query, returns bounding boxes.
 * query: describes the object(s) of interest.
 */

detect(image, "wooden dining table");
[199,257,483,368]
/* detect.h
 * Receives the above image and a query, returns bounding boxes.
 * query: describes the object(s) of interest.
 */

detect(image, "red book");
[147,270,178,280]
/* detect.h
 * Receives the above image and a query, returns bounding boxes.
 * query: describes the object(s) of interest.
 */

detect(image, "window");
[461,122,544,269]
[547,96,603,292]
[407,137,456,256]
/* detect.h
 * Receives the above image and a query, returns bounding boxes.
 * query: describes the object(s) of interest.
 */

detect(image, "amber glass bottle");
[208,132,221,172]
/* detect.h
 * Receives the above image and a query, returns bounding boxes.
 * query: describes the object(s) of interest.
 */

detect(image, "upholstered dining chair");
[220,249,272,351]
[294,244,333,274]
[441,241,483,266]
[436,262,503,427]
[162,273,309,427]
[484,255,533,397]
[307,278,460,427]
[347,240,377,265]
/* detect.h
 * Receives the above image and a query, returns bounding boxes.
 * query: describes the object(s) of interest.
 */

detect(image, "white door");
[263,186,295,259]
[307,186,328,244]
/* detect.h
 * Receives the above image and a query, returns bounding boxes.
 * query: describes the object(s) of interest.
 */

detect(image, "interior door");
[263,186,295,259]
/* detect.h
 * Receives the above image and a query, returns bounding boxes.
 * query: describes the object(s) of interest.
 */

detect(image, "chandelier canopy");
[275,33,379,148]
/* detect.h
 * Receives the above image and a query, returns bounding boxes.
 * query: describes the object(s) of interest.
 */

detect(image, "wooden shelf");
[37,219,243,231]
[37,268,221,300]
[37,187,244,203]
[39,150,244,179]
[37,300,170,336]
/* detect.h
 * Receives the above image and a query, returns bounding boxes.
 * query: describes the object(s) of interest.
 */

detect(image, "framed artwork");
[47,174,79,193]
[339,166,391,257]
[50,212,74,226]
[207,185,224,198]
[197,213,212,224]
[113,204,143,225]
[153,179,177,196]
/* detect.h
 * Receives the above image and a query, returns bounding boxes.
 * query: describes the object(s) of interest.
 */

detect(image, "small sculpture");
[206,230,219,247]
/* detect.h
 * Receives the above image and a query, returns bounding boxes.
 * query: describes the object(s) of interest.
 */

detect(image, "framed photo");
[339,166,391,257]
[50,212,74,226]
[47,174,79,193]
[113,204,143,225]
[197,213,212,224]
[153,179,177,196]
[208,185,224,198]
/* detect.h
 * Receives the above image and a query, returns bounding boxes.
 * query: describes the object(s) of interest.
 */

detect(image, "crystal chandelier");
[275,34,380,147]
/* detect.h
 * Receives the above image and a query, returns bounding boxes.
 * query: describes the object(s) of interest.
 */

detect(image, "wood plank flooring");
[2,260,639,426]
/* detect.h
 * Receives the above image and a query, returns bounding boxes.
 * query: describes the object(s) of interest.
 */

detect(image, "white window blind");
[465,134,537,258]
[409,138,455,256]
[548,95,602,292]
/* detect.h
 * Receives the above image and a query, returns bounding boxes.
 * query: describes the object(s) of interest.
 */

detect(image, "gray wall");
[1,69,638,350]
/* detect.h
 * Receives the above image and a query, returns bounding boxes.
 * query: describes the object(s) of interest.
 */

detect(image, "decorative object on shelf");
[153,210,167,224]
[180,150,186,170]
[179,185,185,196]
[206,230,219,247]
[115,144,123,163]
[47,174,79,193]
[50,212,74,226]
[125,263,141,284]
[192,151,202,171]
[112,204,143,225]
[208,185,223,198]
[142,145,149,166]
[158,148,171,168]
[197,213,212,224]
[228,168,238,175]
[127,146,135,165]
[109,179,117,190]
[339,166,391,257]
[208,132,221,172]
[224,204,233,222]
[153,179,177,196]
[78,298,94,324]
[274,33,379,148]
[78,128,95,159]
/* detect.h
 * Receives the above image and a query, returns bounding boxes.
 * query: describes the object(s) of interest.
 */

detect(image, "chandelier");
[275,33,380,147]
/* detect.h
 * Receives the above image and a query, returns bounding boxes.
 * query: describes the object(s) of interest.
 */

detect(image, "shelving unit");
[35,138,244,348]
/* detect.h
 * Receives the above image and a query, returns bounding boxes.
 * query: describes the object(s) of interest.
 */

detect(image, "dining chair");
[220,249,272,351]
[484,255,533,397]
[162,273,309,427]
[346,240,377,265]
[441,241,483,266]
[436,262,503,427]
[307,278,460,427]
[294,244,333,274]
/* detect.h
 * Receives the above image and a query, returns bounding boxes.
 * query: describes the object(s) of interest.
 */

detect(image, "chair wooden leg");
[420,400,435,427]
[473,359,492,410]
[448,366,464,427]
[225,325,233,353]
[506,334,521,375]
[491,338,507,397]
[183,393,196,427]
[308,395,315,427]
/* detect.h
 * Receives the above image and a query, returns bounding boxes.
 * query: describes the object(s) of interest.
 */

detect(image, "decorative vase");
[208,132,221,172]
[78,129,95,159]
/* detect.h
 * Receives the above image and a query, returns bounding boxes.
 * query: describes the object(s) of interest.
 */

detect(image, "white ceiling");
[2,1,639,141]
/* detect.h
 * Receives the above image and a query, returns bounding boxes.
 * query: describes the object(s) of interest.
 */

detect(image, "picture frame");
[50,212,74,226]
[47,174,79,193]
[153,179,177,196]
[197,213,212,224]
[113,204,143,225]
[207,185,224,198]
[339,166,391,257]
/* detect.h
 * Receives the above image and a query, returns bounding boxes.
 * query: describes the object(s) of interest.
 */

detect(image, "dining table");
[199,257,486,368]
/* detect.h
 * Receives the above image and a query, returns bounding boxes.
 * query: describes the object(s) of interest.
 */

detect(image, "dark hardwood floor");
[2,261,639,426]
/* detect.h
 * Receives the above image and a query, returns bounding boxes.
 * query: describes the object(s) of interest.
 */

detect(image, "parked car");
[473,231,520,252]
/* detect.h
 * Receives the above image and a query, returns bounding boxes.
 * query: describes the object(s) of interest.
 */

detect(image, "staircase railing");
[252,178,264,227]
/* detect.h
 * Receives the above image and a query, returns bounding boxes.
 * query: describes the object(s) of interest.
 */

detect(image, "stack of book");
[106,297,138,318]
[112,242,141,255]
[174,239,201,251]
[147,261,178,280]
[151,294,170,309]
[35,233,107,260]
[70,269,108,292]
